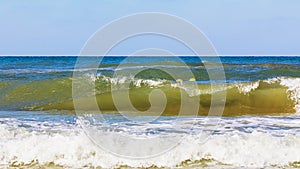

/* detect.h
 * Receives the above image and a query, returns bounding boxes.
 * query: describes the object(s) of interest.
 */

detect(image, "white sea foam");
[1,116,300,168]
[88,75,168,88]
[133,79,166,88]
[235,81,260,94]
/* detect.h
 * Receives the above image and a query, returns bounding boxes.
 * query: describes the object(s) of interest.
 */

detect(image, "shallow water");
[1,111,300,168]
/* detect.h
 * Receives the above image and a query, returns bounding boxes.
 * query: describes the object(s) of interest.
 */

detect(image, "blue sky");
[1,0,300,55]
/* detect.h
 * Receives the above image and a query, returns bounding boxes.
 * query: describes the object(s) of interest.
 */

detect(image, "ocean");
[0,56,299,168]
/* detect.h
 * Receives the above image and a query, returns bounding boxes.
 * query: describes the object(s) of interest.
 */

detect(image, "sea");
[0,56,299,168]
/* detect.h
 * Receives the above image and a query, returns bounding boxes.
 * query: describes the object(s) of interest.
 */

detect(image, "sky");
[0,0,300,56]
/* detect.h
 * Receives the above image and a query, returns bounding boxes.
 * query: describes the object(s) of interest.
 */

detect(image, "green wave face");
[1,76,297,117]
[1,57,299,117]
[0,78,72,110]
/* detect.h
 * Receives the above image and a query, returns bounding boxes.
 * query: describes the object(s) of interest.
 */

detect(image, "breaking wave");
[0,75,299,116]
[1,115,300,168]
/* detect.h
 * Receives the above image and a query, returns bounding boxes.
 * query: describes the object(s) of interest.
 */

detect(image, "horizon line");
[0,55,300,57]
